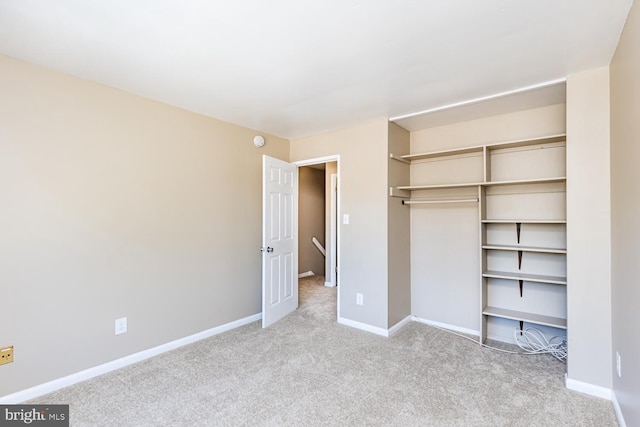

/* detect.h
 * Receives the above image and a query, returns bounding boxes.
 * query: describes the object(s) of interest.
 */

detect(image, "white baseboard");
[337,315,411,337]
[338,317,389,337]
[338,316,478,339]
[324,281,336,288]
[298,271,315,278]
[486,333,515,344]
[612,390,627,427]
[388,315,412,337]
[565,375,612,400]
[0,313,262,404]
[412,316,479,337]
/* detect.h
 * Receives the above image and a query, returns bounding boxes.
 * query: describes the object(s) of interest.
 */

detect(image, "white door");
[262,155,298,327]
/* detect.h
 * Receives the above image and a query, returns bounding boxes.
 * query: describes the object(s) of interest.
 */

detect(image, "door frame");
[293,155,341,321]
[327,173,338,288]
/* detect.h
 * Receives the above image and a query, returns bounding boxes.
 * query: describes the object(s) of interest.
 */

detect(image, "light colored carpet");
[30,275,617,426]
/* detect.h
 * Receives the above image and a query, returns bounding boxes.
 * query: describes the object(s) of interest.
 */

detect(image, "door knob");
[260,247,274,253]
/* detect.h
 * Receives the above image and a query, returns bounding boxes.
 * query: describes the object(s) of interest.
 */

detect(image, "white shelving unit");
[390,133,567,343]
[481,244,566,254]
[482,306,567,330]
[482,270,566,285]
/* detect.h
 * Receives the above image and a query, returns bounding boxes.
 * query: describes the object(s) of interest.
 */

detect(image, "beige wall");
[387,123,411,327]
[0,55,289,397]
[410,104,566,151]
[566,67,612,390]
[410,105,566,336]
[298,167,325,275]
[291,119,390,329]
[610,0,640,423]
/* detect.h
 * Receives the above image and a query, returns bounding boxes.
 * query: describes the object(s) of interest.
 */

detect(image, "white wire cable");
[514,327,567,362]
[428,323,567,362]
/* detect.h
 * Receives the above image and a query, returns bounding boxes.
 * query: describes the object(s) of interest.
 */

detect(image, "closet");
[390,104,567,344]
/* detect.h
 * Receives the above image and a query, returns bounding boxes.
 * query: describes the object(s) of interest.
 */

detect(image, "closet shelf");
[482,244,567,254]
[482,270,567,285]
[390,133,566,163]
[402,198,478,205]
[482,219,566,224]
[483,306,567,330]
[396,182,483,191]
[484,177,566,187]
[399,146,483,161]
[484,134,566,151]
[389,153,410,164]
[393,177,565,192]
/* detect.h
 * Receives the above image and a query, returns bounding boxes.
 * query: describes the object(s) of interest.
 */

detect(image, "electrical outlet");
[115,317,127,335]
[0,346,14,366]
[356,293,363,306]
[616,351,622,378]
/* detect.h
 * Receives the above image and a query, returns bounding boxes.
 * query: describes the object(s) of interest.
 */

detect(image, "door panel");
[262,156,298,327]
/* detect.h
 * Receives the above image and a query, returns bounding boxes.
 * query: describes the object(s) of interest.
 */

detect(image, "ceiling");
[0,1,633,139]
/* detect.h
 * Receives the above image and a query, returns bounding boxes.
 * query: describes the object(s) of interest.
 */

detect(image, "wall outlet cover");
[115,317,128,335]
[0,346,14,365]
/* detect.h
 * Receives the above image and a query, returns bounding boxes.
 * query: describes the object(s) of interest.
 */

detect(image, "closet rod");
[402,198,479,205]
